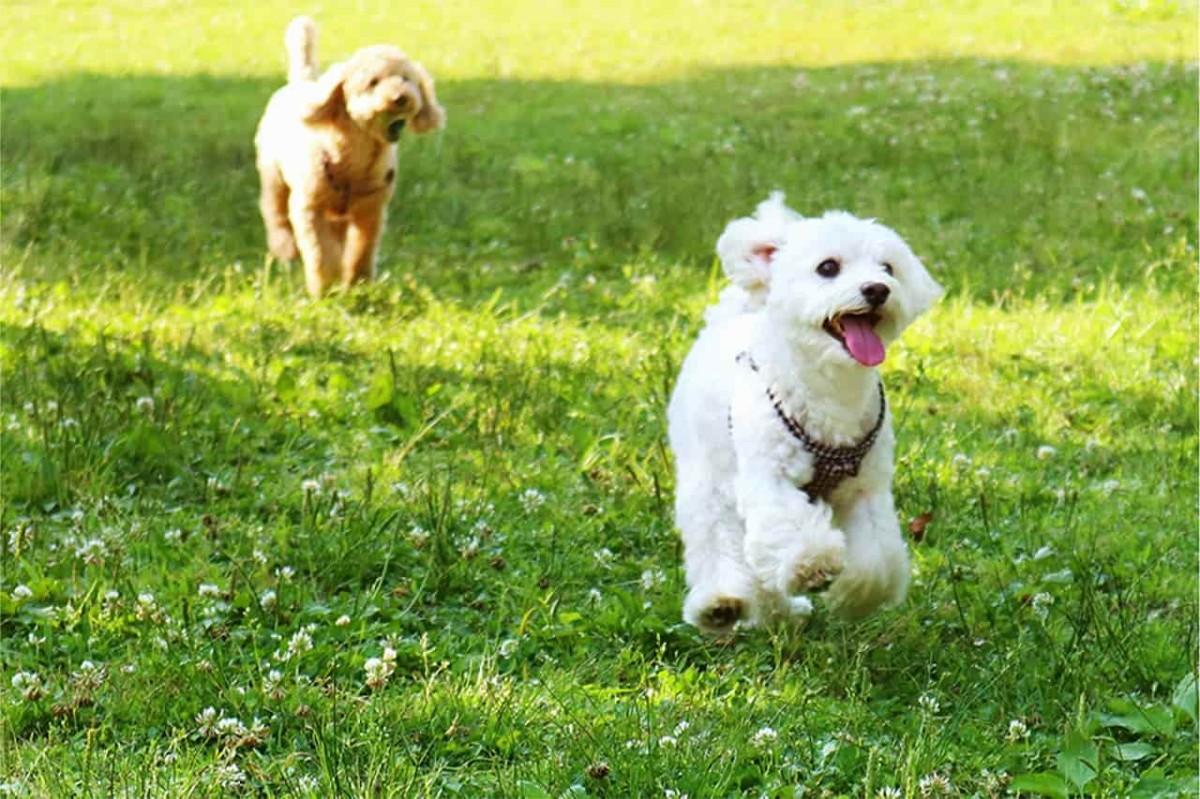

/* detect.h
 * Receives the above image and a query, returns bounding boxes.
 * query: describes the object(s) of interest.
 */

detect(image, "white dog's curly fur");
[668,193,943,633]
[254,17,445,297]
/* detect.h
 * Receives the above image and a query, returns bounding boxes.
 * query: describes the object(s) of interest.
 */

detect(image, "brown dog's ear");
[299,61,348,122]
[409,62,445,134]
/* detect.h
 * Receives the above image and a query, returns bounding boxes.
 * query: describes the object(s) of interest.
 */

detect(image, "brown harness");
[734,351,886,501]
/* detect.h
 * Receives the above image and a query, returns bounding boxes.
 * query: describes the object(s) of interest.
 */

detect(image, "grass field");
[2,1,1198,796]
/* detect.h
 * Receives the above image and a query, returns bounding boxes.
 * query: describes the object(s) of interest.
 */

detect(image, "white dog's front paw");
[782,533,846,596]
[684,586,755,634]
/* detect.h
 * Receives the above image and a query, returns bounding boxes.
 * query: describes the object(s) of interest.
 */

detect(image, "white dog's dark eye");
[368,77,380,89]
[816,259,840,278]
[882,262,894,275]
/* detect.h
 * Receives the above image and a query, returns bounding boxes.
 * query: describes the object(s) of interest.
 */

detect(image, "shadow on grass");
[3,59,1196,303]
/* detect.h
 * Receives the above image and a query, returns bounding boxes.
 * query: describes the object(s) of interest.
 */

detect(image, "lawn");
[1,1,1197,797]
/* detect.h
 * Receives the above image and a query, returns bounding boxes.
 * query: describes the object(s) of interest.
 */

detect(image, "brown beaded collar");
[735,351,886,501]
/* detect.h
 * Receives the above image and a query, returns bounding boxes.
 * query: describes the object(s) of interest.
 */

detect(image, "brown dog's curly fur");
[254,17,445,297]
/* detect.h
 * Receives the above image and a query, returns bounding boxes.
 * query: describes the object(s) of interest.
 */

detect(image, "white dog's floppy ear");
[902,251,945,318]
[715,192,801,293]
[410,62,446,134]
[299,62,349,122]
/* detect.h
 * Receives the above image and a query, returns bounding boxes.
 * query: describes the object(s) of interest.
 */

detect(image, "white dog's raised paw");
[786,544,845,596]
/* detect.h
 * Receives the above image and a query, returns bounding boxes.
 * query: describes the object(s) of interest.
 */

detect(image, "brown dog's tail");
[285,16,319,83]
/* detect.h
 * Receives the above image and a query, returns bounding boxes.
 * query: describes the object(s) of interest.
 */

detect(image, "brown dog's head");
[304,45,445,142]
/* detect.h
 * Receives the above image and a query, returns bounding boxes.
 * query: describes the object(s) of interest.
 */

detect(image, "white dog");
[668,193,943,633]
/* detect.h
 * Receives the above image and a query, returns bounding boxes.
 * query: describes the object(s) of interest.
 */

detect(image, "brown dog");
[254,17,445,296]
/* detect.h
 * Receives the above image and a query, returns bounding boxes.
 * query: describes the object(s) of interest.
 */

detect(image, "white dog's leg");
[826,490,909,620]
[290,201,343,297]
[737,471,846,600]
[677,476,757,633]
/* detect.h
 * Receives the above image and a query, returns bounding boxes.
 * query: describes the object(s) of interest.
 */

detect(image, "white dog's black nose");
[860,282,890,307]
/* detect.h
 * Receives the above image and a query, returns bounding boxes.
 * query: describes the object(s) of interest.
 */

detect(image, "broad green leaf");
[1010,772,1070,799]
[1131,769,1191,799]
[365,369,394,410]
[1171,672,1197,724]
[517,782,554,799]
[1057,730,1098,789]
[1112,741,1157,761]
[1096,698,1176,737]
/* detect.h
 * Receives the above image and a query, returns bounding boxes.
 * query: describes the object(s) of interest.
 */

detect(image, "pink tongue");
[841,316,885,366]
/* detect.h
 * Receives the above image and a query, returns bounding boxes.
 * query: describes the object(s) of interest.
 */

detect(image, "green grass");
[1,1,1197,796]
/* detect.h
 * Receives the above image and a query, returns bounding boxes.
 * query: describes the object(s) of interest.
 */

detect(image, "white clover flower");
[1036,445,1057,460]
[259,589,278,611]
[198,583,220,598]
[1032,545,1055,561]
[75,538,108,565]
[335,614,351,627]
[195,707,220,737]
[163,528,183,543]
[297,775,319,792]
[301,479,321,494]
[1031,592,1054,619]
[586,588,603,605]
[520,488,546,513]
[252,547,268,565]
[664,790,689,799]
[211,763,246,791]
[498,638,519,658]
[673,720,691,736]
[275,566,295,582]
[1130,187,1148,202]
[135,396,155,414]
[1007,718,1029,741]
[263,669,285,700]
[10,585,32,602]
[71,660,106,692]
[216,716,247,738]
[918,773,953,796]
[45,400,58,413]
[11,671,44,701]
[876,788,902,799]
[286,629,313,658]
[751,726,778,747]
[658,735,677,747]
[60,417,80,429]
[459,536,480,560]
[593,548,614,567]
[918,693,940,714]
[364,656,395,690]
[135,592,159,621]
[951,453,971,468]
[121,663,136,674]
[640,568,666,591]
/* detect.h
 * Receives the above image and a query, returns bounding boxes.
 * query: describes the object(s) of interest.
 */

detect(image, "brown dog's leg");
[258,163,298,261]
[290,202,343,297]
[343,202,386,286]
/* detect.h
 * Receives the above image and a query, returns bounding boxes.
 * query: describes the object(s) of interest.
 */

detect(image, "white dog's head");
[718,194,943,367]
